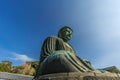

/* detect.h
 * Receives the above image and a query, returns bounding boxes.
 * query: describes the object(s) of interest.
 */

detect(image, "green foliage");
[0,60,39,76]
[11,66,24,73]
[31,61,39,69]
[0,60,12,72]
[1,60,12,65]
[31,61,39,76]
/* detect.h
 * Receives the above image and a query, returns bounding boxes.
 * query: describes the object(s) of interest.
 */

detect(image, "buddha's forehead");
[61,27,73,32]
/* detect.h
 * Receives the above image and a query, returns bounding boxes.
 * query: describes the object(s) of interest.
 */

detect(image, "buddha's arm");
[40,37,57,62]
[40,36,74,62]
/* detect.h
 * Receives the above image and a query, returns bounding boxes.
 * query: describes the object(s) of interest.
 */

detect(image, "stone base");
[35,72,120,80]
[0,72,33,80]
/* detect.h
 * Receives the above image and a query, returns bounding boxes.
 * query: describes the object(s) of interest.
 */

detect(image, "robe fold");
[35,36,98,77]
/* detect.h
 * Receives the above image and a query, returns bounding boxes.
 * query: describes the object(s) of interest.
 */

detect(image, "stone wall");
[0,72,33,80]
[36,72,120,80]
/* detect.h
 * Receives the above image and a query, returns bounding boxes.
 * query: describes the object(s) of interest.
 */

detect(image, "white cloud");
[10,52,36,62]
[69,0,120,69]
[89,0,120,69]
[0,48,36,65]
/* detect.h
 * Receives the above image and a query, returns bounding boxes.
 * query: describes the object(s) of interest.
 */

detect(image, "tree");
[0,60,12,72]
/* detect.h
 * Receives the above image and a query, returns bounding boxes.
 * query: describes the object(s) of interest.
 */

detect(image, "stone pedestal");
[35,72,120,80]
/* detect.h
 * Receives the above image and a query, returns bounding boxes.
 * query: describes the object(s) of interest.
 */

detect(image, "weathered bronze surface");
[34,26,101,79]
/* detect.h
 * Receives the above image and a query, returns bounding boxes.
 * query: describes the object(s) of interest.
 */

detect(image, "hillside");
[0,60,39,76]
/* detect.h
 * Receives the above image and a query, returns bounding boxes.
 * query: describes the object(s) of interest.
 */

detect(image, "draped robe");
[35,36,99,77]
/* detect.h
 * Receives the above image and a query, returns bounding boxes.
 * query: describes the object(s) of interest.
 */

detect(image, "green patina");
[34,26,101,79]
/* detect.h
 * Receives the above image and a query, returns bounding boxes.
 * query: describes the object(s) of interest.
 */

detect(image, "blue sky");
[0,0,120,69]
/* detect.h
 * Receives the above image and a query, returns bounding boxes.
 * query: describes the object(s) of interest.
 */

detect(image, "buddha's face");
[59,28,73,42]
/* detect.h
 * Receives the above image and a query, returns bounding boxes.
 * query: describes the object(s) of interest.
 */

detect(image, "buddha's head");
[58,26,73,42]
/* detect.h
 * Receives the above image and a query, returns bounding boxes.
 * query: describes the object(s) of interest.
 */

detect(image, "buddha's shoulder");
[45,36,62,41]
